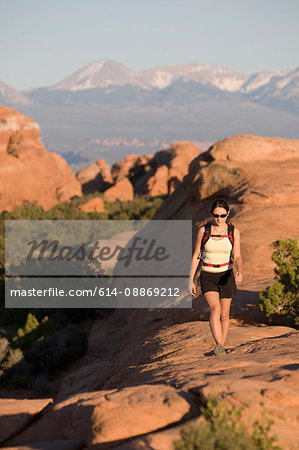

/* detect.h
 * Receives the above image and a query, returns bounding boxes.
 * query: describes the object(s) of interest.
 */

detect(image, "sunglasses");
[212,213,228,218]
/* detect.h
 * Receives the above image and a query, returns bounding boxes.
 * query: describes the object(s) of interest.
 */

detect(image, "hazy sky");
[1,0,298,91]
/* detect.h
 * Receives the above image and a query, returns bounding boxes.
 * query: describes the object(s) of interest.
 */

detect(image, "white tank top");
[201,227,233,273]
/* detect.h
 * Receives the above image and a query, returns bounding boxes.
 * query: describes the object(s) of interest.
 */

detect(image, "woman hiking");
[188,199,243,356]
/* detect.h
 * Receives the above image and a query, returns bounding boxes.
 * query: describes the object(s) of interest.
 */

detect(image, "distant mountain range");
[3,59,299,111]
[1,59,298,172]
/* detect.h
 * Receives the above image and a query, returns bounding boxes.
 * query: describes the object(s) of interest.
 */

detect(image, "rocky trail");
[1,282,298,449]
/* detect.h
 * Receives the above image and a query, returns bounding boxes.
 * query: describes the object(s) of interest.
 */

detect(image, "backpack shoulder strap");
[227,221,234,246]
[198,222,212,259]
[227,221,235,265]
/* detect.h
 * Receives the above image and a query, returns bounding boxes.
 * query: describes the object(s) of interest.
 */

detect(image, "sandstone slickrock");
[0,106,82,212]
[86,384,194,447]
[105,422,190,450]
[4,384,195,448]
[0,398,53,444]
[27,290,297,450]
[210,134,299,162]
[5,314,298,449]
[88,311,299,450]
[1,438,85,450]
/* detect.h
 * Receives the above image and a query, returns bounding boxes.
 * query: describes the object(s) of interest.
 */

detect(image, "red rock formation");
[76,141,200,199]
[76,164,105,194]
[78,142,199,199]
[146,164,168,196]
[143,141,201,197]
[103,177,134,202]
[0,106,82,212]
[77,197,106,213]
[95,158,113,184]
[111,153,153,183]
[76,159,113,194]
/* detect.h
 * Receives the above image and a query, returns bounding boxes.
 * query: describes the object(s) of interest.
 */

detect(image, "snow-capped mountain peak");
[48,59,298,99]
[51,59,251,92]
[135,62,248,92]
[52,59,136,91]
[240,68,293,93]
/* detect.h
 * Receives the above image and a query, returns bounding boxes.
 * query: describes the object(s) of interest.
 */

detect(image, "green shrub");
[259,239,299,328]
[104,195,165,220]
[15,312,39,337]
[0,337,9,363]
[1,347,24,370]
[173,394,281,450]
[2,324,88,389]
[11,313,60,351]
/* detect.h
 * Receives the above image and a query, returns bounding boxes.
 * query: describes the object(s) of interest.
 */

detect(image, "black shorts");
[200,269,237,298]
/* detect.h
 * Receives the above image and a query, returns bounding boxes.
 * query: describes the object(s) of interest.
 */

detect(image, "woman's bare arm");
[233,227,243,282]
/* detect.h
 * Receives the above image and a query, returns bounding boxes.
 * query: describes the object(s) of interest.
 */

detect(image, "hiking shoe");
[213,344,226,356]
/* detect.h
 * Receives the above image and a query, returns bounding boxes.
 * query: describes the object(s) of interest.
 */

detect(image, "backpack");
[197,221,234,268]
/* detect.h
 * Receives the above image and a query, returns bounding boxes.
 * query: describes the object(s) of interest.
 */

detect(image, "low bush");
[0,337,9,363]
[11,313,60,351]
[1,347,24,370]
[173,394,281,450]
[104,195,165,220]
[259,239,299,328]
[2,324,87,390]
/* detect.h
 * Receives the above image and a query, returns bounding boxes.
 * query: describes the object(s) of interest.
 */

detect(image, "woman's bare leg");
[204,291,223,345]
[219,297,232,345]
